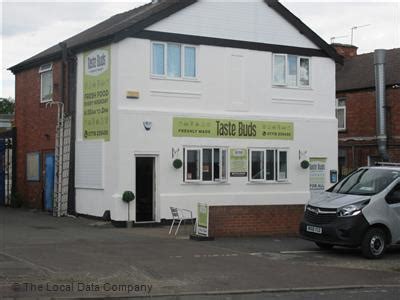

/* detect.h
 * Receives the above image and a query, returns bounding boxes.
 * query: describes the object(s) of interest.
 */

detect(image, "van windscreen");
[329,168,400,196]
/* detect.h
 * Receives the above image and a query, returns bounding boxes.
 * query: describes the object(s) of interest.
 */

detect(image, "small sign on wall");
[196,203,209,237]
[230,148,248,177]
[310,157,327,192]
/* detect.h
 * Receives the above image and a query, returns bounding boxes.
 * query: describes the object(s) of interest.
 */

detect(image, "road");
[1,207,400,298]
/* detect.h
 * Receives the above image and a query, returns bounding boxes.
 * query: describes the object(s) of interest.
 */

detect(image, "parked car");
[300,166,400,259]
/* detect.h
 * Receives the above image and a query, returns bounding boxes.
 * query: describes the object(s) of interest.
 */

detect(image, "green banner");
[83,46,111,141]
[230,149,248,177]
[173,117,293,140]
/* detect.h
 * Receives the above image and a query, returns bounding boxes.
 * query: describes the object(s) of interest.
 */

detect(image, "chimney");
[332,43,358,59]
[374,49,389,161]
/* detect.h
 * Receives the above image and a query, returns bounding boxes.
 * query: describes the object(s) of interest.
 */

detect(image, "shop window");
[249,149,288,182]
[251,150,265,180]
[184,147,227,182]
[336,98,346,131]
[278,150,288,181]
[185,149,200,181]
[39,63,53,102]
[273,54,310,88]
[151,42,197,79]
[26,152,40,181]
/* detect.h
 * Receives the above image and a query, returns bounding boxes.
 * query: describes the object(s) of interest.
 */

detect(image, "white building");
[12,0,342,234]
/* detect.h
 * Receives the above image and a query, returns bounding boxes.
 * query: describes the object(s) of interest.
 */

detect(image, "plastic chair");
[169,207,193,235]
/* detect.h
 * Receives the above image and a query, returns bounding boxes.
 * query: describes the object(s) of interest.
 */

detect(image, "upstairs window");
[249,149,288,182]
[336,98,346,131]
[39,63,53,102]
[184,147,227,182]
[273,54,310,88]
[152,42,197,79]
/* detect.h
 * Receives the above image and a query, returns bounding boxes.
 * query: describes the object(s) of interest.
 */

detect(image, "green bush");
[122,191,135,203]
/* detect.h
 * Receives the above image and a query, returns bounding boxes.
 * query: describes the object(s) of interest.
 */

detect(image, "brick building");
[9,0,341,236]
[334,44,400,179]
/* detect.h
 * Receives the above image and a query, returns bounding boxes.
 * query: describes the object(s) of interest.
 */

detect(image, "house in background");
[10,0,341,236]
[334,44,400,179]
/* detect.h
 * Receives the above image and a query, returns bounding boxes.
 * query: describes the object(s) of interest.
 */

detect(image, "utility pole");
[351,24,370,45]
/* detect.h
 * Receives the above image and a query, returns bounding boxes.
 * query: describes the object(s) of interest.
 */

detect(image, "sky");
[1,0,399,99]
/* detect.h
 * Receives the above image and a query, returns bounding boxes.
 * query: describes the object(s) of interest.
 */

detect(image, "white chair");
[169,207,194,235]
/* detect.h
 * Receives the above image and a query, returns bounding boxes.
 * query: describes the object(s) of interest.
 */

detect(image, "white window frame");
[272,54,287,86]
[151,42,198,80]
[265,148,276,182]
[298,56,311,88]
[272,54,311,88]
[39,63,53,103]
[249,148,289,183]
[336,98,347,131]
[277,149,289,182]
[249,149,266,182]
[184,148,201,182]
[184,147,228,183]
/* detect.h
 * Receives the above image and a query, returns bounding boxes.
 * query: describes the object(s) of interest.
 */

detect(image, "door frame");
[134,153,159,223]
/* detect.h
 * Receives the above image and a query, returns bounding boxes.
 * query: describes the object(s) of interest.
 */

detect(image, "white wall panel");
[147,0,319,49]
[75,141,104,189]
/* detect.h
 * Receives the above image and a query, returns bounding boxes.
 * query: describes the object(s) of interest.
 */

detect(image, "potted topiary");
[122,191,135,228]
[301,160,310,169]
[173,158,183,169]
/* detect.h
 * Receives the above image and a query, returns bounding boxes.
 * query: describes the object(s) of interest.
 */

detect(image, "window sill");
[338,129,347,133]
[181,181,230,186]
[272,85,312,91]
[247,180,291,185]
[150,75,200,83]
[40,99,53,104]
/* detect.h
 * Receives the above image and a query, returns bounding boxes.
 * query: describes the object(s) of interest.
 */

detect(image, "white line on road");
[280,250,322,254]
[0,250,57,274]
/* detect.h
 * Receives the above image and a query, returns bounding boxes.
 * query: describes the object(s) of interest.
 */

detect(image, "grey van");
[300,166,400,259]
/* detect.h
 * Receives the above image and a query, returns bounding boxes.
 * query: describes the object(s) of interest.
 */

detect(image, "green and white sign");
[83,46,111,141]
[230,148,248,177]
[197,203,209,237]
[173,117,293,140]
[310,157,327,192]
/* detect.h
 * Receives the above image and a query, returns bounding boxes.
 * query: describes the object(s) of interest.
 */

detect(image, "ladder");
[53,115,71,217]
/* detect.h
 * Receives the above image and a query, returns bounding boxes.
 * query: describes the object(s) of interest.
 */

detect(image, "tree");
[0,97,15,114]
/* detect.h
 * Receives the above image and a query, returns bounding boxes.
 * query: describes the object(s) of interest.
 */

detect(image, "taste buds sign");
[83,46,111,141]
[85,49,109,76]
[216,120,256,137]
[173,117,294,140]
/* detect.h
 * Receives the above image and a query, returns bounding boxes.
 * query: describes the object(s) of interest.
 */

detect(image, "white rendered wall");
[147,0,319,49]
[75,36,337,221]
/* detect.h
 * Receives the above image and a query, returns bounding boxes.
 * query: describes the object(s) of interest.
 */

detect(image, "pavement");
[1,206,400,299]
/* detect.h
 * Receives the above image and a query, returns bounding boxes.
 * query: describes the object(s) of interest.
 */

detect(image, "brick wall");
[208,205,304,237]
[332,44,358,59]
[337,87,400,173]
[14,60,62,208]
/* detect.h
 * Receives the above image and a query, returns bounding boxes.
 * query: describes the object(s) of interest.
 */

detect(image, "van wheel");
[361,228,386,259]
[315,242,334,250]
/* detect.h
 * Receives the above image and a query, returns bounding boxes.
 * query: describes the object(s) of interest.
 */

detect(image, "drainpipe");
[374,49,389,162]
[59,42,67,105]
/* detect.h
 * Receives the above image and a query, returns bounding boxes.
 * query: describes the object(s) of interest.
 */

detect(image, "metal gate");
[0,129,15,206]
